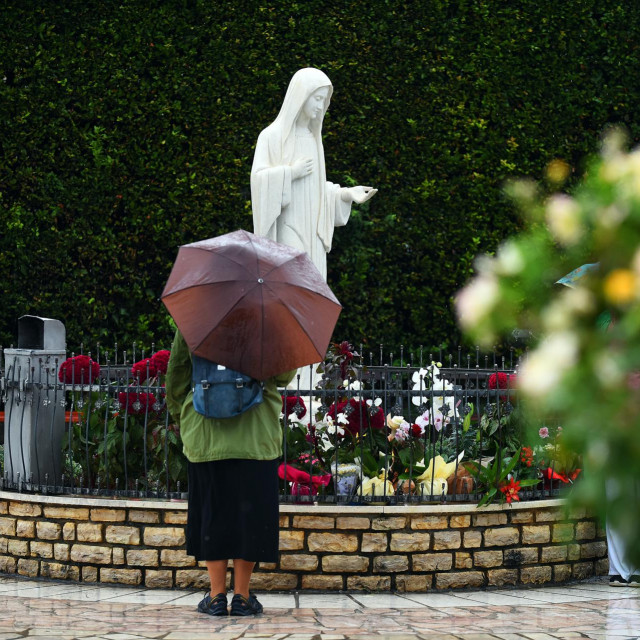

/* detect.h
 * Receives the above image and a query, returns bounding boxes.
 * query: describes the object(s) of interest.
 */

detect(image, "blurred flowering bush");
[455,130,640,564]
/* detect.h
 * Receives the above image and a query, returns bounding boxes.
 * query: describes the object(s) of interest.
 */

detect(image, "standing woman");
[165,329,295,616]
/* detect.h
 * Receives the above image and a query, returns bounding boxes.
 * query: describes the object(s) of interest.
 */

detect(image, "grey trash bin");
[3,316,67,487]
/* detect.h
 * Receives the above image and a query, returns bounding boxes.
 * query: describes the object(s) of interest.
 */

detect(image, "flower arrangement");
[58,355,100,384]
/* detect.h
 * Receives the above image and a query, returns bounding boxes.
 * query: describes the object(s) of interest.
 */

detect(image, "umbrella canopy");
[161,230,342,380]
[555,262,599,288]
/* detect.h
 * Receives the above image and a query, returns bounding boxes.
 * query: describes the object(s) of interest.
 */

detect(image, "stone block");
[129,510,160,523]
[487,569,518,586]
[280,554,319,571]
[0,556,17,573]
[145,570,173,588]
[279,530,304,551]
[395,574,432,592]
[259,562,277,570]
[301,575,343,590]
[128,549,159,566]
[279,515,289,528]
[336,516,371,530]
[473,513,507,527]
[8,540,29,556]
[541,545,568,563]
[292,516,335,529]
[510,510,534,524]
[347,575,391,591]
[463,530,483,548]
[30,541,53,559]
[160,549,196,567]
[0,517,16,536]
[474,550,503,568]
[82,566,98,582]
[100,568,142,585]
[411,515,448,530]
[323,555,368,573]
[373,555,409,572]
[0,501,7,515]
[62,523,76,541]
[412,553,453,572]
[76,523,103,543]
[504,547,539,566]
[16,520,35,538]
[372,517,407,530]
[91,508,126,522]
[70,544,112,564]
[536,508,566,522]
[554,564,572,582]
[455,552,472,569]
[433,531,461,550]
[36,521,62,541]
[596,558,609,575]
[568,543,581,561]
[250,572,298,591]
[143,527,185,547]
[43,506,89,520]
[568,506,587,520]
[436,571,484,589]
[17,558,39,577]
[361,532,388,552]
[175,570,210,589]
[164,511,187,525]
[580,541,607,559]
[308,533,358,552]
[9,502,42,517]
[575,521,596,540]
[521,525,551,545]
[390,533,431,552]
[449,515,471,528]
[552,523,575,543]
[521,566,552,584]
[483,527,519,547]
[106,525,140,545]
[54,544,70,562]
[41,562,79,581]
[0,538,7,554]
[112,548,125,565]
[573,562,594,580]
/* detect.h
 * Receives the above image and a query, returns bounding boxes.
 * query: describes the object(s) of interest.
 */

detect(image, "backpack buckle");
[201,380,210,390]
[235,378,244,389]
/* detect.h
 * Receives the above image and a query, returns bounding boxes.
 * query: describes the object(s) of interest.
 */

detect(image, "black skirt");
[186,458,280,562]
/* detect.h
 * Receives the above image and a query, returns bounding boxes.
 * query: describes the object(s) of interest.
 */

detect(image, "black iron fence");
[0,343,574,504]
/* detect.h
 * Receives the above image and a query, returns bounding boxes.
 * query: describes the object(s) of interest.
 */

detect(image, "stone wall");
[0,491,608,591]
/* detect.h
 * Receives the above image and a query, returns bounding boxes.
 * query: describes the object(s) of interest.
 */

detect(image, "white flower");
[366,397,382,407]
[336,412,349,425]
[411,368,429,386]
[495,241,524,276]
[519,331,579,398]
[455,274,500,330]
[348,380,362,391]
[545,194,583,246]
[415,412,430,429]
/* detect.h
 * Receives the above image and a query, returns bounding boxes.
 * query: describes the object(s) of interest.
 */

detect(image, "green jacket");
[165,330,296,463]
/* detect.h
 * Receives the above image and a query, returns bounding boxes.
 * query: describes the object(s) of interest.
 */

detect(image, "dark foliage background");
[1,0,639,353]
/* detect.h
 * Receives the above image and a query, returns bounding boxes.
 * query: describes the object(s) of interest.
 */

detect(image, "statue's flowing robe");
[251,68,351,280]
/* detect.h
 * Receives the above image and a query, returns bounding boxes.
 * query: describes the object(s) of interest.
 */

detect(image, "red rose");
[488,372,517,401]
[131,358,158,382]
[327,398,384,436]
[150,350,171,375]
[411,423,424,438]
[58,355,100,384]
[282,395,307,419]
[118,391,157,414]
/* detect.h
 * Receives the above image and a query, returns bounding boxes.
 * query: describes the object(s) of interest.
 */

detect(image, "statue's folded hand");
[342,185,378,204]
[292,156,314,180]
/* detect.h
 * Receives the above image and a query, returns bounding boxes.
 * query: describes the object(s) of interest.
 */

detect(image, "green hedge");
[2,0,639,352]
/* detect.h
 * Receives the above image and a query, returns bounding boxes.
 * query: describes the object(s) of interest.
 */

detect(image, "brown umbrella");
[161,229,342,380]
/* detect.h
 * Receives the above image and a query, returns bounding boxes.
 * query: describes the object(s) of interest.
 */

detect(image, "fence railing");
[0,344,573,504]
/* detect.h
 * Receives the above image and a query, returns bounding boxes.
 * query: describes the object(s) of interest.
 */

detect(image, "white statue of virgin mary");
[251,67,377,281]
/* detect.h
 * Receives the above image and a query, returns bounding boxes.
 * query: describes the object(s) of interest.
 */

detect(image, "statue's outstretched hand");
[343,186,378,204]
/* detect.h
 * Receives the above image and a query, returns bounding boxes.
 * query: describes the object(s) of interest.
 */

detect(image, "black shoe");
[628,575,640,587]
[197,592,228,616]
[230,593,263,616]
[610,575,629,587]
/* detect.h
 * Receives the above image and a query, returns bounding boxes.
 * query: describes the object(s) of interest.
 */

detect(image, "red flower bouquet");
[326,398,384,436]
[282,395,307,419]
[118,391,157,414]
[58,355,100,384]
[488,371,517,401]
[131,358,158,382]
[150,350,171,375]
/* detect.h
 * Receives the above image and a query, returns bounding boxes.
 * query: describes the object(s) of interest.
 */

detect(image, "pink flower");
[539,427,549,439]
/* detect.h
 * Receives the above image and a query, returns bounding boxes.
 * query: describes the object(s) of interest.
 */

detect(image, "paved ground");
[0,574,638,640]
